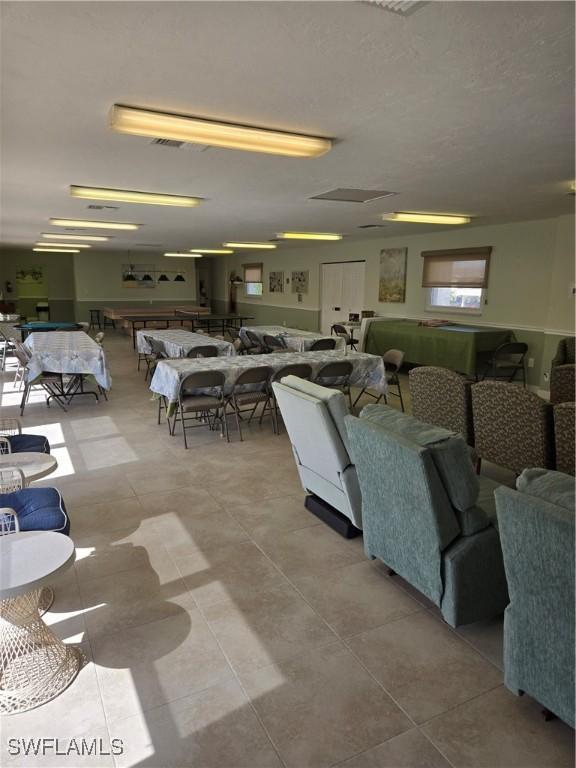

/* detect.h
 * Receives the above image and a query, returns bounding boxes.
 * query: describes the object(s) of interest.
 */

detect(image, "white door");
[320,261,365,335]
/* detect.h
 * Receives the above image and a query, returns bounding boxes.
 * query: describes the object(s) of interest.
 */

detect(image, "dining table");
[136,328,235,358]
[240,325,346,352]
[24,331,112,395]
[150,349,387,411]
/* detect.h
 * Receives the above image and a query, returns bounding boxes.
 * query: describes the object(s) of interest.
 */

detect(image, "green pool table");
[364,319,513,377]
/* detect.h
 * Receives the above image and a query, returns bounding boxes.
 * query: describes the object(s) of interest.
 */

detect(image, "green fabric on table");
[364,320,512,376]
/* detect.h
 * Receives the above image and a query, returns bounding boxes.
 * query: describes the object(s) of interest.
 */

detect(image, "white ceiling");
[1,1,574,256]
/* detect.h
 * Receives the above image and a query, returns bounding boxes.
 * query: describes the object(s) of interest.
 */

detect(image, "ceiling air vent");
[357,224,387,229]
[150,138,186,149]
[310,188,398,204]
[361,1,427,16]
[86,204,120,210]
[135,243,162,248]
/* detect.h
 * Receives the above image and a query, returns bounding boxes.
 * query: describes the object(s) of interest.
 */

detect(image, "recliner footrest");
[304,494,362,539]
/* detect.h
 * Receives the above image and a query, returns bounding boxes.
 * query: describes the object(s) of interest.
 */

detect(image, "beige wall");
[211,214,575,387]
[213,215,574,331]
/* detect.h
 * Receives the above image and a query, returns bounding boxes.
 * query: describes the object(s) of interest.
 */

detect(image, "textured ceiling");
[0,1,574,255]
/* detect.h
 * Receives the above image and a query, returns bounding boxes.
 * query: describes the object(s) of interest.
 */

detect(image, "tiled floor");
[0,332,573,768]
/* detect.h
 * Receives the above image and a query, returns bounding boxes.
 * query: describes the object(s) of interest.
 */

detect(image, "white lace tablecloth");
[136,329,235,358]
[150,350,386,404]
[240,326,346,352]
[24,332,112,389]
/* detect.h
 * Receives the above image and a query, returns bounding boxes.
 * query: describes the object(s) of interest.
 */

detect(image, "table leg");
[1,588,82,715]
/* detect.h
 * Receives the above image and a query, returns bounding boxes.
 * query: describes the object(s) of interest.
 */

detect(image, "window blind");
[421,247,492,288]
[243,263,263,283]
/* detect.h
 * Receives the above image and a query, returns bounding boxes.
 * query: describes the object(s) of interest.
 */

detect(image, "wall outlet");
[527,357,534,368]
[543,371,549,381]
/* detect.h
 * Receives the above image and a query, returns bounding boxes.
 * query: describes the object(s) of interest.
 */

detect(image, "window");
[422,246,491,314]
[243,263,263,297]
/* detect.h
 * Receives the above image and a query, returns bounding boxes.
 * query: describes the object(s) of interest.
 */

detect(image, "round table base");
[38,587,55,615]
[1,588,82,715]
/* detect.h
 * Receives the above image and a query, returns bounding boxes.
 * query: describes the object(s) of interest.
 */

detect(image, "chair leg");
[397,381,405,412]
[352,388,366,407]
[222,402,230,443]
[233,397,243,441]
[181,407,188,449]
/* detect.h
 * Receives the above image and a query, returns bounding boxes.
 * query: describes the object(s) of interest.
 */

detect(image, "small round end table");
[0,452,58,486]
[0,531,82,715]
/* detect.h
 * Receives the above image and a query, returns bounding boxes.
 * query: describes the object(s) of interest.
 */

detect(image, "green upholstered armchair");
[495,470,575,727]
[344,405,509,627]
[409,366,474,445]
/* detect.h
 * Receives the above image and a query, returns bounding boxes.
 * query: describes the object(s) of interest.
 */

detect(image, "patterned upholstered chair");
[471,382,554,474]
[345,405,508,627]
[550,364,575,405]
[554,402,575,476]
[495,469,574,727]
[551,336,575,367]
[409,366,474,445]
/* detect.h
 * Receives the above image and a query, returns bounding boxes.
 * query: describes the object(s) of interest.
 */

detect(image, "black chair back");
[187,345,218,359]
[309,338,336,351]
[272,364,313,382]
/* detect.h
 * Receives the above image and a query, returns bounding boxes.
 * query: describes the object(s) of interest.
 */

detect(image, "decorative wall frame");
[291,270,309,294]
[269,271,284,293]
[379,248,407,303]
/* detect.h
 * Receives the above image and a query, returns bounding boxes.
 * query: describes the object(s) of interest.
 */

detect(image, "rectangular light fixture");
[41,233,110,241]
[189,248,234,254]
[36,242,91,249]
[33,248,80,253]
[164,253,202,258]
[382,212,471,225]
[277,232,343,241]
[50,218,140,230]
[70,185,202,208]
[110,105,332,158]
[223,242,277,250]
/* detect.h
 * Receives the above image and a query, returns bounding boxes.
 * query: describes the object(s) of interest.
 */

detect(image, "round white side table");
[0,452,58,486]
[0,531,81,715]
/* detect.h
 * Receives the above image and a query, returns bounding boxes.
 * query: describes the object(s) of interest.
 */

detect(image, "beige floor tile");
[241,642,411,768]
[73,525,172,584]
[39,472,136,506]
[92,609,234,722]
[203,583,337,673]
[0,663,110,767]
[69,497,146,537]
[339,728,451,767]
[125,464,201,495]
[292,560,423,638]
[175,540,288,608]
[149,509,250,558]
[206,472,302,507]
[422,686,575,768]
[228,493,321,537]
[110,679,282,768]
[136,485,223,517]
[254,524,365,579]
[455,616,504,670]
[78,559,196,639]
[347,612,502,723]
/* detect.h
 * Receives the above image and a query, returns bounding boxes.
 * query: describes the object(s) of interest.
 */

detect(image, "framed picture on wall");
[291,270,309,294]
[379,248,407,303]
[269,271,284,293]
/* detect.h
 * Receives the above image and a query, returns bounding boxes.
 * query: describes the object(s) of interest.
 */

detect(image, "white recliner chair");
[272,375,362,537]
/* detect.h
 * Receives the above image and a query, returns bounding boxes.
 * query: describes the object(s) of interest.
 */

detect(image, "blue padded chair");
[495,469,575,727]
[0,419,50,455]
[0,488,70,535]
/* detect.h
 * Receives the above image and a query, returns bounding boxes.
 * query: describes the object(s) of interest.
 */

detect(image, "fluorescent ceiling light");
[382,212,471,225]
[223,242,277,250]
[277,232,342,241]
[164,253,202,258]
[70,185,202,208]
[33,248,80,253]
[49,218,140,230]
[110,105,332,158]
[36,242,91,249]
[41,233,110,241]
[189,248,234,254]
